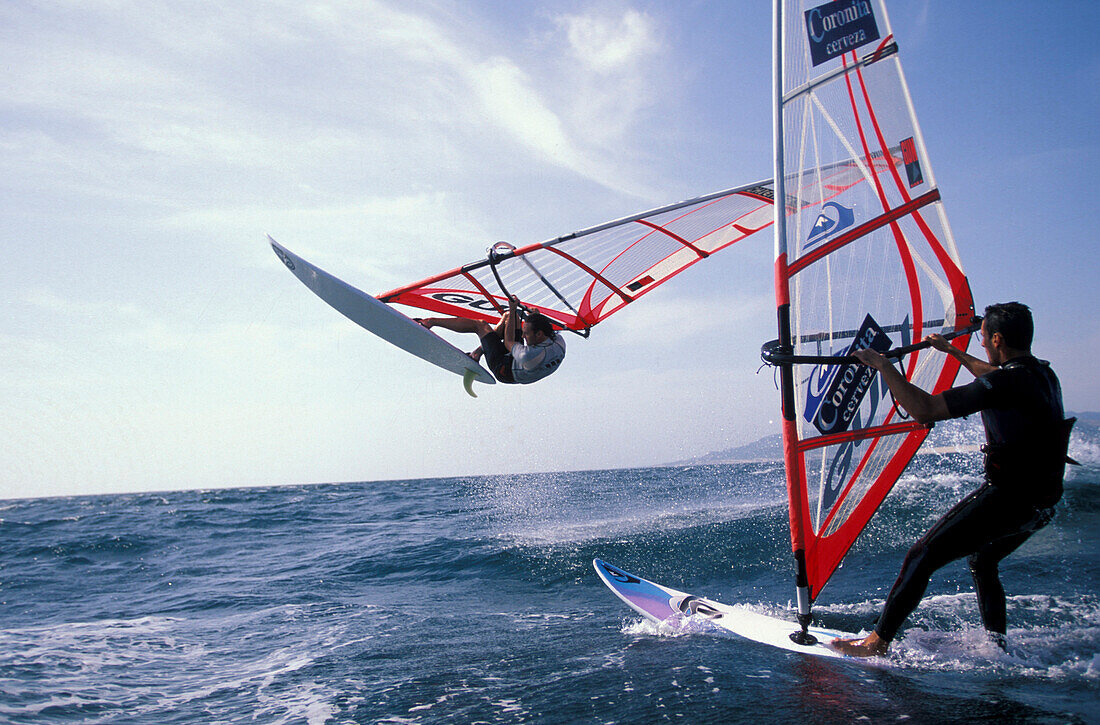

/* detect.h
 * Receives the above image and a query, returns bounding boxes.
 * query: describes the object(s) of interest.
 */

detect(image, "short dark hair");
[984,301,1033,350]
[526,312,556,337]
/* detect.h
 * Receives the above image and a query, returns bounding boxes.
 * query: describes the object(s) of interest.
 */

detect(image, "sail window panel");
[521,248,593,299]
[801,399,913,536]
[791,232,914,352]
[787,217,962,534]
[819,432,906,538]
[786,77,927,236]
[803,446,827,533]
[644,194,768,255]
[852,56,933,193]
[728,203,775,237]
[594,227,687,291]
[889,212,960,378]
[602,230,683,283]
[576,222,671,276]
[496,251,593,323]
[596,247,702,313]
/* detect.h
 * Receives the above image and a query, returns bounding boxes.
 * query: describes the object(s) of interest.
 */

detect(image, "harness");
[979,357,1076,507]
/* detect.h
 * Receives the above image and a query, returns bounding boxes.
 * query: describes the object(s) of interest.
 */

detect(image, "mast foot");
[789,629,818,646]
[789,609,817,645]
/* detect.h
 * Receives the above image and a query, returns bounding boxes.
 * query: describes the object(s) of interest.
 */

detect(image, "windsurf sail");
[378,164,891,336]
[377,182,779,334]
[766,0,975,642]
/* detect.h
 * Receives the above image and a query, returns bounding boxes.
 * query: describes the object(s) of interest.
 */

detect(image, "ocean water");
[1,447,1098,723]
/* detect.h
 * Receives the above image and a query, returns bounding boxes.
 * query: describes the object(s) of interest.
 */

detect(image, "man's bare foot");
[414,318,434,329]
[467,349,483,362]
[831,631,889,658]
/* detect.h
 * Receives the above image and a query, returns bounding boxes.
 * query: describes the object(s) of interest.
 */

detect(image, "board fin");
[463,368,478,398]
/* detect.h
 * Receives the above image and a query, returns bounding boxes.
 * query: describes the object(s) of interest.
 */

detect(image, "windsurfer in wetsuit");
[418,296,566,384]
[832,302,1073,657]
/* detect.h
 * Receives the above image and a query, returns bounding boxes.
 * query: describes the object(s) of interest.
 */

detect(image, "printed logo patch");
[600,562,639,585]
[900,137,924,187]
[429,291,502,312]
[805,201,856,249]
[805,0,880,67]
[272,245,296,271]
[805,314,892,435]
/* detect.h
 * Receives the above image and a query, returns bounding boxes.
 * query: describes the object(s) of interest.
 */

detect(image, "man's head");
[521,312,556,344]
[981,301,1033,363]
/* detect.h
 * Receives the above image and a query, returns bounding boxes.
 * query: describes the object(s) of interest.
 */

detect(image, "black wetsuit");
[874,356,1072,642]
[479,329,517,383]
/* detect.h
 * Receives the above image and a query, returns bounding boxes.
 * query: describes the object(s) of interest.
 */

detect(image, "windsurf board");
[269,237,496,395]
[594,559,867,661]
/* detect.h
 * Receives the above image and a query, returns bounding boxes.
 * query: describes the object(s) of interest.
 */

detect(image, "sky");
[3,1,1098,500]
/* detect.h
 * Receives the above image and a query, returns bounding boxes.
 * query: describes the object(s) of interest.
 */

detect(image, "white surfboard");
[594,559,869,661]
[269,237,496,396]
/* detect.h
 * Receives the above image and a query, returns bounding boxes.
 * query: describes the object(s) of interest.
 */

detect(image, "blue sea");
[2,446,1098,723]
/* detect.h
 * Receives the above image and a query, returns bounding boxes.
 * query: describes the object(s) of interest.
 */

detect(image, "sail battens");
[636,219,710,258]
[797,420,925,452]
[782,41,898,103]
[462,271,506,315]
[372,179,781,332]
[543,246,633,305]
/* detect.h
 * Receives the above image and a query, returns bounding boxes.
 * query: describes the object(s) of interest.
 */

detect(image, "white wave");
[621,616,698,639]
[492,499,778,547]
[825,592,1100,678]
[0,606,346,722]
[618,593,1099,681]
[1068,436,1100,471]
[473,469,786,546]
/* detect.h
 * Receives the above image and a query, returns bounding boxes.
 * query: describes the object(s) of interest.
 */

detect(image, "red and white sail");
[377,183,778,333]
[771,0,976,607]
[377,164,884,335]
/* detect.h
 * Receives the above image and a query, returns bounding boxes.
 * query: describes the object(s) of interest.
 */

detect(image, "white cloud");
[463,56,603,183]
[1,0,667,213]
[164,191,494,288]
[547,7,667,154]
[558,8,661,74]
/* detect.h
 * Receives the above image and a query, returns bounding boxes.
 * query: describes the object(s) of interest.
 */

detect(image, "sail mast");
[772,0,817,645]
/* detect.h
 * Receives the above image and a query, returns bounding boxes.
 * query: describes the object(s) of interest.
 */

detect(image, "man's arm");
[852,349,950,424]
[925,333,997,378]
[502,296,519,353]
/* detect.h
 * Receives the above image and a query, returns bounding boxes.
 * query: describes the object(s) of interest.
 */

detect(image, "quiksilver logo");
[806,201,855,248]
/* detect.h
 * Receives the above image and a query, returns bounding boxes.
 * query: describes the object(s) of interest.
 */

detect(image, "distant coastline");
[667,411,1099,467]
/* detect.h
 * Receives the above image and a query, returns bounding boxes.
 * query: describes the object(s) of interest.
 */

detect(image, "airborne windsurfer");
[832,302,1073,657]
[419,296,566,385]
